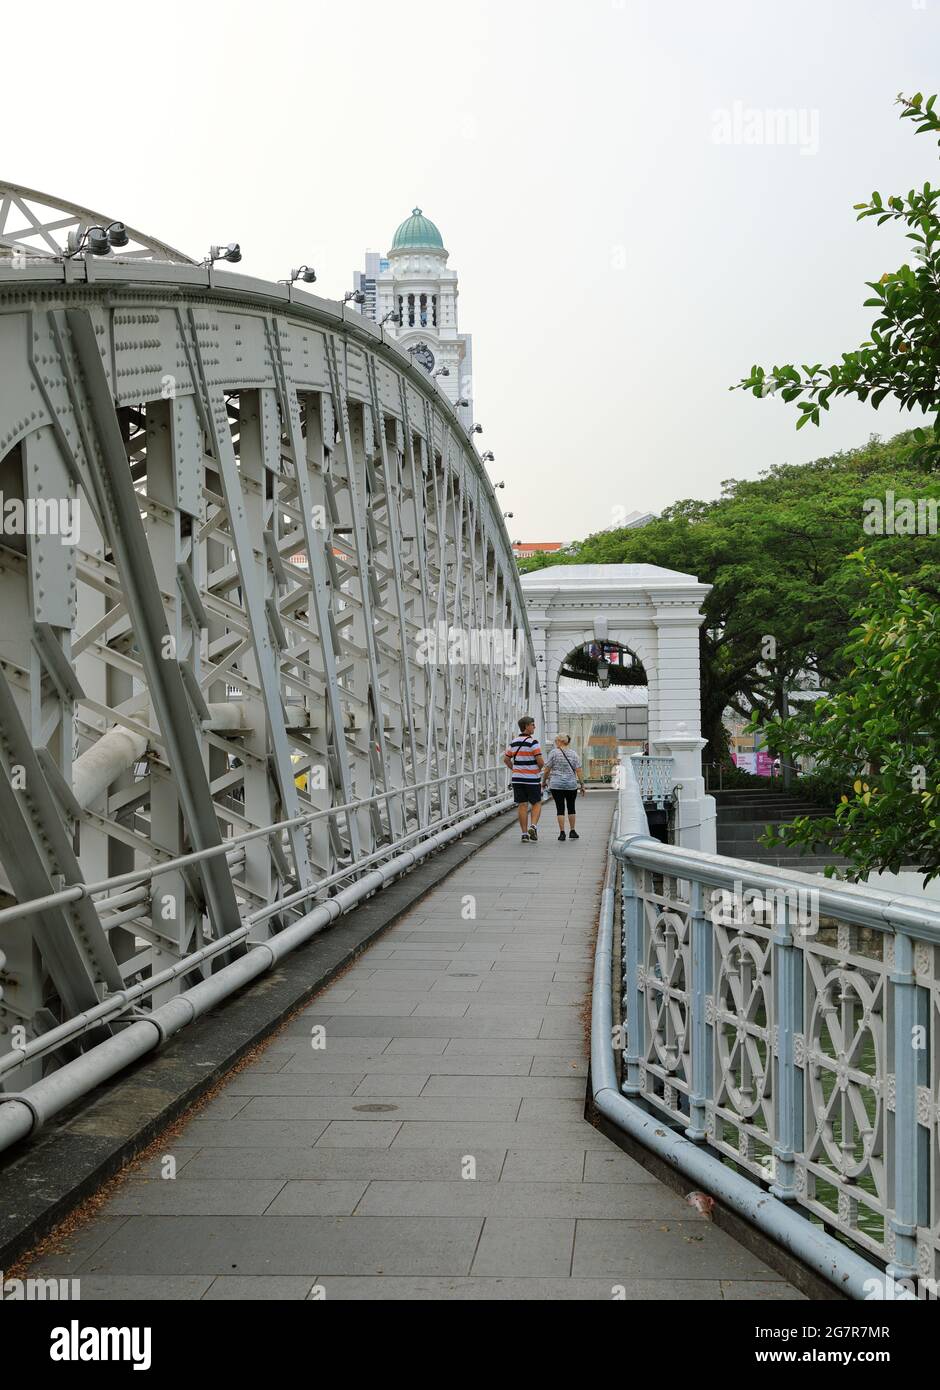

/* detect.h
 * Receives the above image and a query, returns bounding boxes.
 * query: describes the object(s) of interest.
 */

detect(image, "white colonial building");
[356,209,473,420]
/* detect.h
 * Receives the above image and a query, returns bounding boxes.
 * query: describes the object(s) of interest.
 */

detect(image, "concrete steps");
[713,789,849,870]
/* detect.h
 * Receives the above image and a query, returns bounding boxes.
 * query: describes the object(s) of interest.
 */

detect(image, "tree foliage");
[519,433,940,762]
[755,556,940,882]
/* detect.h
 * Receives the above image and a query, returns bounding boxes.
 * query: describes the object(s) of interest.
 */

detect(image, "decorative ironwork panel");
[618,838,940,1282]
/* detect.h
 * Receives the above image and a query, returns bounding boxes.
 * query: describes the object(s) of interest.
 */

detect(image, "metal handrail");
[0,785,511,1080]
[0,765,506,930]
[0,789,513,1150]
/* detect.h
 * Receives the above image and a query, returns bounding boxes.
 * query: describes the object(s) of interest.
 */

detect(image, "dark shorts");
[551,788,578,815]
[513,782,542,805]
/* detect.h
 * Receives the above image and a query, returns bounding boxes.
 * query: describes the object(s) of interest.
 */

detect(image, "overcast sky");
[7,0,937,540]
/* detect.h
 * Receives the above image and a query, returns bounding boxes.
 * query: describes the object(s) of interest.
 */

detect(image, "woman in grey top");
[541,734,585,841]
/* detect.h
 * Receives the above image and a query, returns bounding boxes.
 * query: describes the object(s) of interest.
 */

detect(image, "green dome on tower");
[390,208,445,250]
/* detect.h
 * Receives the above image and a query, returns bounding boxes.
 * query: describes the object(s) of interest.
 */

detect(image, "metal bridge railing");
[0,772,513,1152]
[592,757,940,1298]
[0,766,508,934]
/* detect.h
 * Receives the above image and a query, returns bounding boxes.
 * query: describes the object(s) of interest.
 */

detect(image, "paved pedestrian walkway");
[22,791,800,1300]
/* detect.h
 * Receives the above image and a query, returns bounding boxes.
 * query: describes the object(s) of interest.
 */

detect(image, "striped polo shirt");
[506,734,542,783]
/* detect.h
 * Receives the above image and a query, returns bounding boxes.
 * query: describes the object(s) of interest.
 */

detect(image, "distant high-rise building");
[354,209,473,425]
[353,249,388,324]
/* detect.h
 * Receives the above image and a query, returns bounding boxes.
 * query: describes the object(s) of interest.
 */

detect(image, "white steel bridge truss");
[0,254,536,1092]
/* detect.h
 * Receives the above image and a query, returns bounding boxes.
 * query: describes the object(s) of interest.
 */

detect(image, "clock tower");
[375,209,473,423]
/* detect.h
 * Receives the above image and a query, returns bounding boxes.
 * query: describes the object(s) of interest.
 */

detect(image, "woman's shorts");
[513,783,542,805]
[551,788,578,815]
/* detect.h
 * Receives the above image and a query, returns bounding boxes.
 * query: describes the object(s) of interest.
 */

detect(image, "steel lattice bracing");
[0,182,196,263]
[0,258,536,1097]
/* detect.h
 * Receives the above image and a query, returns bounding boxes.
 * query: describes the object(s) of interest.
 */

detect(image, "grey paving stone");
[66,1215,483,1277]
[481,967,558,981]
[313,997,428,1016]
[301,1016,546,1039]
[383,1037,449,1054]
[177,1147,508,1182]
[239,1094,522,1122]
[311,1276,722,1300]
[548,987,590,1006]
[500,1150,586,1182]
[355,1180,695,1220]
[309,987,356,1005]
[282,1053,536,1076]
[70,1275,215,1300]
[225,1073,366,1096]
[475,985,553,1001]
[105,1179,287,1216]
[204,1276,320,1300]
[582,1150,659,1183]
[193,1094,254,1121]
[238,1051,300,1073]
[517,1098,586,1121]
[353,1074,431,1097]
[315,1120,402,1148]
[530,1057,588,1076]
[471,1217,575,1277]
[171,1120,330,1148]
[392,932,493,945]
[410,999,472,1018]
[384,948,461,959]
[390,1121,612,1150]
[133,1149,201,1179]
[277,1030,396,1051]
[537,1018,586,1039]
[421,1074,586,1099]
[721,1279,806,1300]
[262,1181,369,1215]
[572,1220,787,1280]
[25,1217,130,1275]
[442,1037,583,1056]
[378,956,463,968]
[352,972,443,990]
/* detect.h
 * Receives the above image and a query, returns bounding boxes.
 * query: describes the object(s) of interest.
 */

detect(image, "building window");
[432,294,438,327]
[419,293,428,327]
[407,293,415,327]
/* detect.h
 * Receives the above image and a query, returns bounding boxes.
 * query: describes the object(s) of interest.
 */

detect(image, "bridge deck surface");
[22,792,800,1300]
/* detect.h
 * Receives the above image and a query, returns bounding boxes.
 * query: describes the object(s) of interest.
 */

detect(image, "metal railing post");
[686,878,713,1141]
[621,863,644,1096]
[887,930,925,1280]
[770,897,803,1201]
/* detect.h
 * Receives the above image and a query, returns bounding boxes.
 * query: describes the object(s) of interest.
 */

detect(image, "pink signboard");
[732,751,775,778]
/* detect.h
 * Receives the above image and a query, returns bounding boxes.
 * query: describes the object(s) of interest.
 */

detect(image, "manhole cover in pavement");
[352,1103,399,1113]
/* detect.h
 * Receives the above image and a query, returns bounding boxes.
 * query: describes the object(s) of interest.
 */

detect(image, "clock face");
[413,343,435,372]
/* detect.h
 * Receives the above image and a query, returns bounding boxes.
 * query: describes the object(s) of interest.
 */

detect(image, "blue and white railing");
[592,757,940,1299]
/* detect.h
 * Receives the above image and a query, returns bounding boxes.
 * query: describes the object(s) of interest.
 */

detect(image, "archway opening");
[555,641,649,783]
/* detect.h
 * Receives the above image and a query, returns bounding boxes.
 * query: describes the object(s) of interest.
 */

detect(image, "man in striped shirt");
[503,715,545,842]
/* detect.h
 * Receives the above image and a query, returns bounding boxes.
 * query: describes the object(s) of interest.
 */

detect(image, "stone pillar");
[651,731,716,852]
[651,597,716,852]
